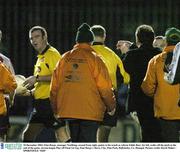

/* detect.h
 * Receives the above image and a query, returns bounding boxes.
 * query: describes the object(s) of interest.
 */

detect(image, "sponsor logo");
[4,143,22,150]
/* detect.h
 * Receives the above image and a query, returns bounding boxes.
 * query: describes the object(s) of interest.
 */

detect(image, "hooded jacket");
[50,43,116,121]
[141,46,180,120]
[0,62,17,115]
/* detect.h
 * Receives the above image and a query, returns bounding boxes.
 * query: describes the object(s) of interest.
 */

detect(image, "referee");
[21,26,61,142]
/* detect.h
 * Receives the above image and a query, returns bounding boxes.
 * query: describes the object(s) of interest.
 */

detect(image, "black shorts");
[29,98,60,128]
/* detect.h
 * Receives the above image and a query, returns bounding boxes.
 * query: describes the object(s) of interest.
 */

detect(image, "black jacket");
[123,44,161,117]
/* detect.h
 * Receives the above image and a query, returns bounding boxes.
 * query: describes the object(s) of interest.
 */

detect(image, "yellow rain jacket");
[34,46,61,99]
[91,44,130,89]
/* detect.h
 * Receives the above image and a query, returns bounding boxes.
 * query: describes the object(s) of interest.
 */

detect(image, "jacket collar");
[163,45,175,53]
[140,44,153,49]
[73,43,94,51]
[39,44,50,55]
[92,42,104,45]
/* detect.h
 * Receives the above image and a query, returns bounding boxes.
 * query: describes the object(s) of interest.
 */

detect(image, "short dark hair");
[29,26,47,37]
[91,25,106,38]
[136,24,155,44]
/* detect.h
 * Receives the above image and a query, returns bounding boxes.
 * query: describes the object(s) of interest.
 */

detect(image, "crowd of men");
[0,23,180,142]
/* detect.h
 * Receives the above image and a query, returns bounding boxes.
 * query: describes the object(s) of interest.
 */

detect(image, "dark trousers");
[0,99,10,136]
[137,113,162,142]
[159,119,180,142]
[68,119,99,142]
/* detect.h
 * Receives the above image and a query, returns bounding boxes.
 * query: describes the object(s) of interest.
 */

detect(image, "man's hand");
[116,40,132,54]
[107,108,116,116]
[20,89,33,96]
[23,76,36,89]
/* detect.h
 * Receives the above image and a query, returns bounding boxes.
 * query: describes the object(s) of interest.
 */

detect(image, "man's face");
[153,39,166,49]
[116,40,131,54]
[29,30,46,53]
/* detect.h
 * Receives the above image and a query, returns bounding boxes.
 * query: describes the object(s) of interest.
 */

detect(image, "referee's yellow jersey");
[92,44,130,89]
[34,45,61,99]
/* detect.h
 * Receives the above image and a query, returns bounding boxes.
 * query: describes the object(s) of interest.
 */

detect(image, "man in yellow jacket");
[91,25,130,142]
[0,62,17,141]
[141,27,180,142]
[21,26,61,142]
[50,23,116,142]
